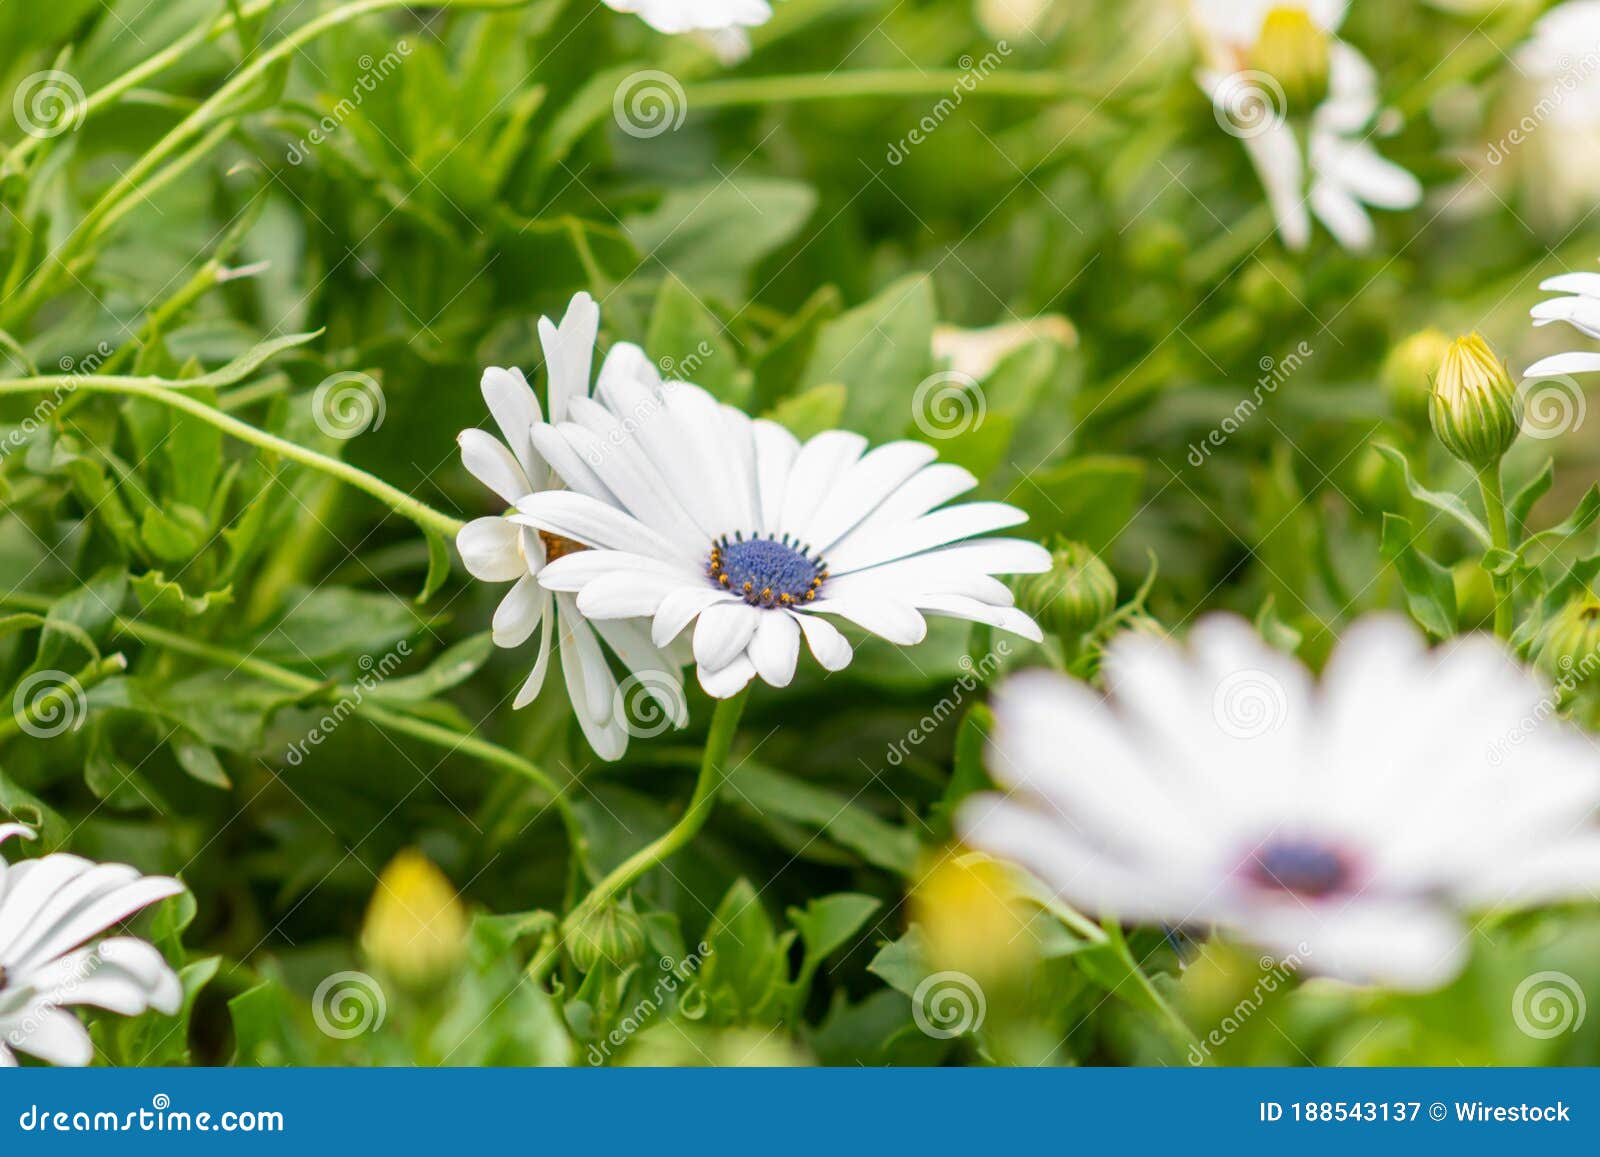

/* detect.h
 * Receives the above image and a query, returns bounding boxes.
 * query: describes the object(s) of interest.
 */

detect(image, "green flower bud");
[1249,7,1330,115]
[1535,597,1600,689]
[566,902,647,973]
[1015,540,1117,643]
[1429,333,1523,467]
[1382,328,1452,428]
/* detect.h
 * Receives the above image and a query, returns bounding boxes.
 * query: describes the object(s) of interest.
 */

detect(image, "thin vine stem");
[0,591,592,882]
[0,375,464,541]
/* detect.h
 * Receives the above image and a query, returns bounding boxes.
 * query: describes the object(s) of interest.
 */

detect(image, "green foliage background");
[2,0,1599,1066]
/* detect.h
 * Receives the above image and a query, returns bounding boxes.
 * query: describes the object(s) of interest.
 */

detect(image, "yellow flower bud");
[360,850,467,990]
[912,850,1034,984]
[1249,7,1330,115]
[1382,328,1452,428]
[1429,333,1523,467]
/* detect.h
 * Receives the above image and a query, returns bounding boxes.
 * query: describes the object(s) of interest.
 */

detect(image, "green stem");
[3,0,535,324]
[1478,461,1514,639]
[565,690,748,927]
[0,590,591,880]
[0,374,463,541]
[0,654,128,745]
[684,69,1099,111]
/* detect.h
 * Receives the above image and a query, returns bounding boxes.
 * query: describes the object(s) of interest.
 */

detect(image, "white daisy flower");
[1525,264,1600,380]
[0,825,184,1066]
[602,0,771,38]
[1499,1,1600,232]
[958,614,1600,990]
[1193,1,1421,251]
[456,293,687,761]
[508,378,1050,697]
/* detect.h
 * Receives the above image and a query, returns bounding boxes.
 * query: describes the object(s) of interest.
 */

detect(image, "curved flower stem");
[684,70,1101,110]
[0,654,128,745]
[1477,461,1514,639]
[0,375,464,541]
[0,590,592,880]
[563,689,749,929]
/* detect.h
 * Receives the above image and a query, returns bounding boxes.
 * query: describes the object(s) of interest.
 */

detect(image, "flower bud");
[1014,540,1117,643]
[1249,6,1330,115]
[912,850,1033,985]
[1382,328,1451,427]
[566,902,647,973]
[1429,333,1523,467]
[1535,597,1600,689]
[361,850,467,990]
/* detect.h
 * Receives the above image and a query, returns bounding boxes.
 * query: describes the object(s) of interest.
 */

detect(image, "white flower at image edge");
[456,293,687,761]
[509,378,1050,696]
[0,825,184,1066]
[1193,0,1422,251]
[958,615,1600,990]
[1525,263,1600,379]
[602,0,771,35]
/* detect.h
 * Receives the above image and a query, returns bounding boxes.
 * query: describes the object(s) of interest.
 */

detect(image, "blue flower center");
[1244,839,1352,899]
[709,534,828,608]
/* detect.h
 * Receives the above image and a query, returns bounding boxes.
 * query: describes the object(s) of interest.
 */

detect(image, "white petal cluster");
[0,826,184,1066]
[1526,266,1600,380]
[959,615,1600,989]
[1193,0,1421,250]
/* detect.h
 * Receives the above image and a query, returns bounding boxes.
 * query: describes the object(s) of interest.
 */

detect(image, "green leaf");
[1509,459,1555,538]
[867,925,932,998]
[139,503,209,564]
[749,285,841,412]
[366,633,493,703]
[37,567,125,669]
[419,527,451,604]
[173,330,323,390]
[170,734,233,789]
[130,571,233,618]
[1015,455,1147,553]
[1254,594,1303,653]
[647,275,742,403]
[1380,513,1458,638]
[789,893,880,968]
[726,761,919,874]
[1374,445,1490,547]
[625,178,816,301]
[800,275,935,442]
[1518,483,1600,559]
[765,382,845,441]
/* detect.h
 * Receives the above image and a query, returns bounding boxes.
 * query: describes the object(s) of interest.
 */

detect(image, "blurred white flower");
[931,316,1076,383]
[456,293,687,760]
[0,825,184,1066]
[512,380,1049,697]
[1526,264,1600,379]
[959,615,1600,990]
[1497,1,1600,232]
[603,0,771,37]
[1192,1,1421,250]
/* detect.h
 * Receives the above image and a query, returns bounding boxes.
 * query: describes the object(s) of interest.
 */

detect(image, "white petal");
[748,612,801,687]
[493,575,546,648]
[514,491,685,560]
[652,587,735,648]
[753,419,801,533]
[558,597,616,728]
[1240,120,1309,251]
[1538,272,1600,298]
[777,430,868,545]
[1309,175,1374,252]
[1244,902,1466,991]
[1524,351,1600,378]
[481,366,544,484]
[539,549,699,591]
[795,612,853,672]
[916,595,1043,641]
[574,570,684,619]
[457,517,526,583]
[540,292,599,425]
[828,502,1029,575]
[698,654,758,698]
[693,602,762,670]
[458,428,531,505]
[806,596,926,645]
[5,1005,93,1066]
[529,422,616,503]
[513,614,556,709]
[809,441,939,553]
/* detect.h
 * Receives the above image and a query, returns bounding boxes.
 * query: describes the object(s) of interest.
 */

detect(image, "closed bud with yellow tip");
[360,850,468,990]
[1249,6,1330,115]
[1430,333,1523,467]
